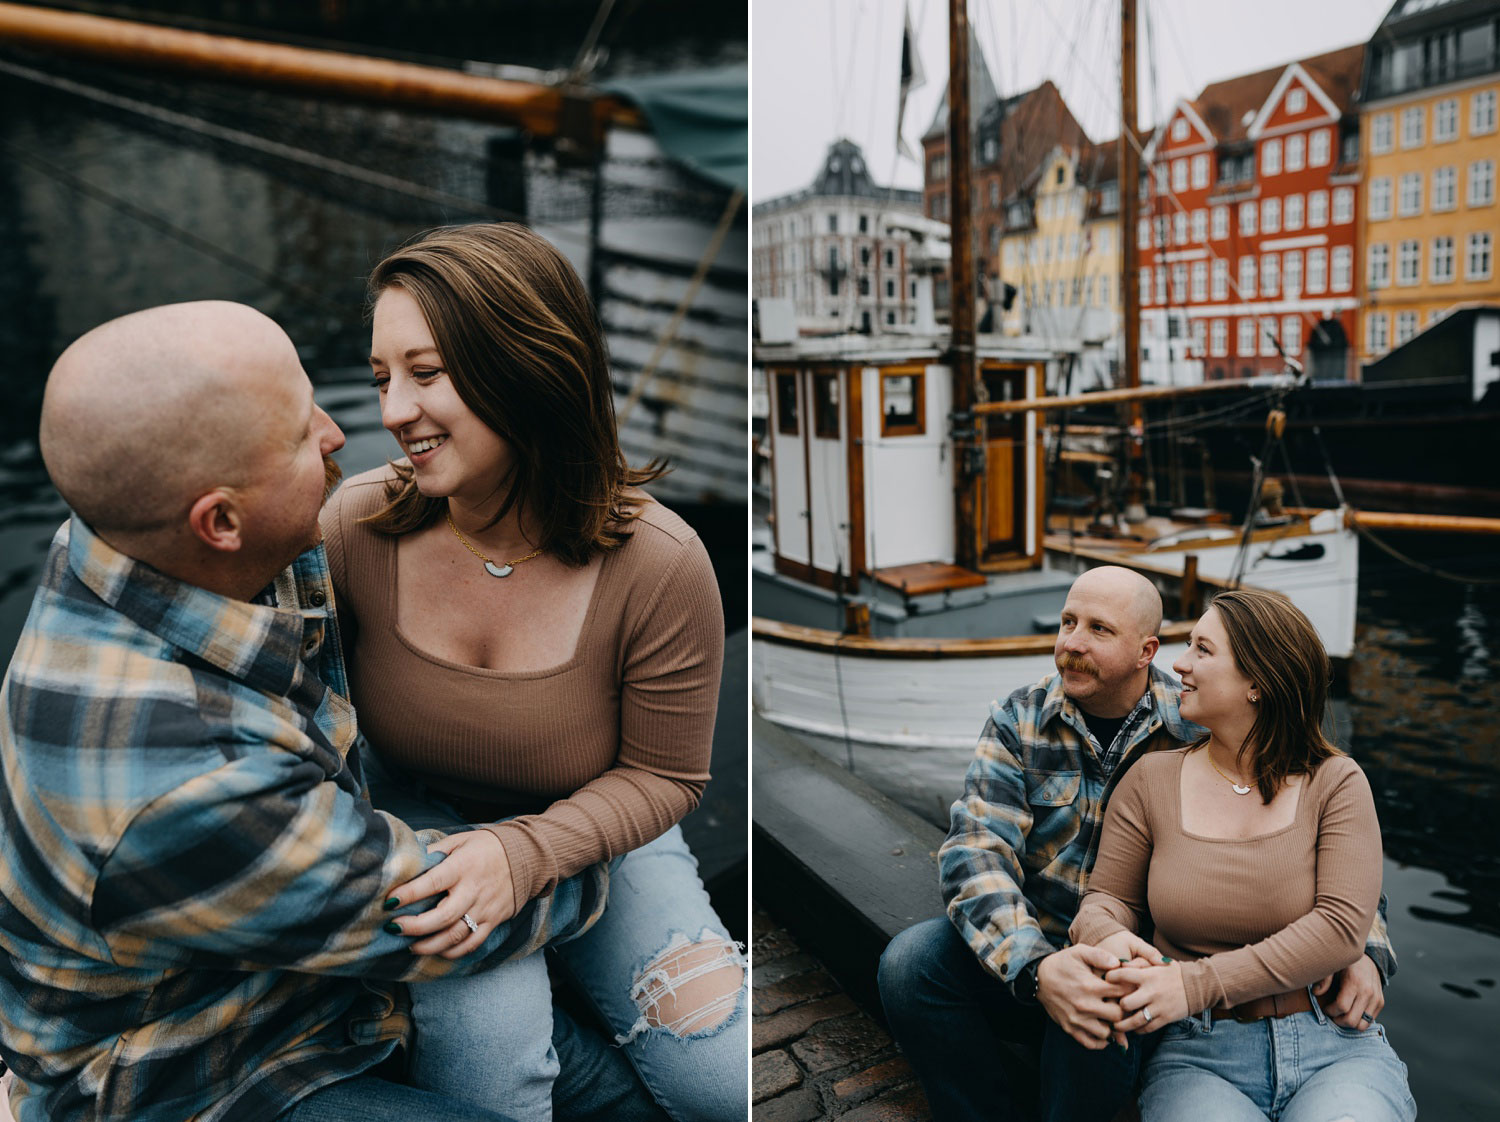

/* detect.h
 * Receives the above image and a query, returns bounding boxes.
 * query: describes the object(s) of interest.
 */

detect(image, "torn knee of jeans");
[618,930,744,1042]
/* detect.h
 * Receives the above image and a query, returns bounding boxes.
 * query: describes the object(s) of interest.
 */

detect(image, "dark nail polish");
[383,920,401,935]
[383,897,400,911]
[1161,956,1173,963]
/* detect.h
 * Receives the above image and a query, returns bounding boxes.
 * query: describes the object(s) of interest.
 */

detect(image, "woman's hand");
[384,829,516,959]
[1107,961,1189,1034]
[1093,929,1166,970]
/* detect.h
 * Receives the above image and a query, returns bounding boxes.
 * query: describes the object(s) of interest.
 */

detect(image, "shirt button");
[309,590,327,607]
[303,639,320,657]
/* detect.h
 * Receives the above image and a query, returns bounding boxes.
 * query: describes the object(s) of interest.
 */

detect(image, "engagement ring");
[1142,1006,1152,1023]
[461,913,480,935]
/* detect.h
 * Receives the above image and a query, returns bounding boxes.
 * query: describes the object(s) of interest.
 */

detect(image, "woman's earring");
[1249,691,1259,703]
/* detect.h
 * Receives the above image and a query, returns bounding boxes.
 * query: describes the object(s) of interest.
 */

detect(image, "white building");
[753,139,925,336]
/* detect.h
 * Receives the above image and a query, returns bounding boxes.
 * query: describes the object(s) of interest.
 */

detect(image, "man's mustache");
[323,454,343,502]
[1057,653,1100,678]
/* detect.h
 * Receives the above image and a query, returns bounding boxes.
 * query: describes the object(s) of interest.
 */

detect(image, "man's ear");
[187,490,245,553]
[1137,634,1160,669]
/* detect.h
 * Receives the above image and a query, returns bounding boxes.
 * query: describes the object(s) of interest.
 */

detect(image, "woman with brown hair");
[320,222,745,1120]
[1069,588,1415,1121]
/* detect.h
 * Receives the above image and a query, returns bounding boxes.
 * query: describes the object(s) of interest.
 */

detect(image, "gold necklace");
[1203,746,1253,795]
[446,512,544,578]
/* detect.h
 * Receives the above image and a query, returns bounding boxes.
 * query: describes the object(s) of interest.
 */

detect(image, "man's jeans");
[878,917,1145,1122]
[279,1070,520,1122]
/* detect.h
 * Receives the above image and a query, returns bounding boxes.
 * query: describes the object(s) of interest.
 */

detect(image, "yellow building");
[996,143,1122,341]
[1358,2,1499,365]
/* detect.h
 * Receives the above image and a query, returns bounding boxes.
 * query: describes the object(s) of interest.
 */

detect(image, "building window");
[1371,113,1394,153]
[1139,268,1152,305]
[813,373,840,438]
[886,310,896,326]
[1469,159,1496,206]
[1400,106,1424,149]
[775,372,799,435]
[1212,258,1229,301]
[1190,209,1207,242]
[1238,318,1256,356]
[859,215,870,234]
[1307,248,1327,293]
[1262,138,1282,176]
[1173,159,1188,192]
[886,278,896,298]
[1398,172,1423,217]
[1367,312,1389,354]
[910,279,918,299]
[1472,90,1497,136]
[1155,216,1169,247]
[1260,317,1278,356]
[1156,267,1168,305]
[1286,134,1306,172]
[1435,98,1459,142]
[1239,201,1257,237]
[1284,251,1302,295]
[828,214,838,233]
[885,248,896,268]
[1239,256,1257,299]
[1467,232,1494,280]
[1370,176,1393,220]
[1309,190,1329,227]
[1333,188,1354,224]
[1431,236,1455,283]
[861,245,872,266]
[1192,319,1207,356]
[1332,246,1352,291]
[1191,261,1207,302]
[880,372,925,436]
[1262,197,1281,234]
[1368,243,1390,289]
[1138,217,1151,249]
[1310,129,1331,166]
[1285,194,1304,230]
[1288,87,1307,114]
[1211,206,1229,239]
[989,181,1000,207]
[1261,254,1279,296]
[1395,311,1419,345]
[1433,166,1458,212]
[929,154,948,181]
[1188,155,1207,189]
[1282,316,1302,355]
[1174,212,1188,245]
[1173,117,1189,140]
[1211,318,1228,356]
[1397,239,1421,286]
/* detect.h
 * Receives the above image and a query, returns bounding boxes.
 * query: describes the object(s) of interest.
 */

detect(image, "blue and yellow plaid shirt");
[0,518,607,1122]
[939,665,1396,998]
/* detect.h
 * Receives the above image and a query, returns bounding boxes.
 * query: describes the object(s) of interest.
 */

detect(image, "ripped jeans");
[408,825,747,1122]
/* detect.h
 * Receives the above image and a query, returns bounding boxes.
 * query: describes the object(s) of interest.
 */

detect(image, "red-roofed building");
[1140,45,1366,383]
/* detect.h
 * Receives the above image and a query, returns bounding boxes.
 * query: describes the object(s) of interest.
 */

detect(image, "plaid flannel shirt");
[0,518,608,1122]
[939,665,1396,999]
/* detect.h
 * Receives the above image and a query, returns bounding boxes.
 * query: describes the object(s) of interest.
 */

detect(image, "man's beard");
[1056,652,1100,678]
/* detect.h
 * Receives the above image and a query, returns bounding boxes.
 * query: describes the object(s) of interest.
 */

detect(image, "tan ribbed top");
[1070,747,1382,1014]
[321,466,724,912]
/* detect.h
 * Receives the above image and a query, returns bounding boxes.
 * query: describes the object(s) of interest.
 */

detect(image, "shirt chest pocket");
[1024,769,1082,807]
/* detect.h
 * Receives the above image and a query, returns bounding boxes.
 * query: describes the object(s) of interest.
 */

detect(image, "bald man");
[877,567,1397,1122]
[0,303,613,1122]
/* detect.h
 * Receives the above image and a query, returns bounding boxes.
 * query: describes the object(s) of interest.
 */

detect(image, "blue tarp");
[606,64,747,193]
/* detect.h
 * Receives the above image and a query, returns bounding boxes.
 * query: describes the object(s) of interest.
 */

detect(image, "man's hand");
[1094,929,1166,971]
[1036,944,1138,1050]
[1313,955,1385,1029]
[1108,962,1189,1034]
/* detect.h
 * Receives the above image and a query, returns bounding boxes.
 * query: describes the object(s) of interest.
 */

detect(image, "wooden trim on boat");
[0,1,643,138]
[1284,508,1500,536]
[974,379,1273,417]
[1044,515,1323,556]
[752,615,1196,658]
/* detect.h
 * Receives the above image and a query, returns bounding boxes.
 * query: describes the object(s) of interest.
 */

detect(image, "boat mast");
[948,0,979,568]
[1119,0,1148,518]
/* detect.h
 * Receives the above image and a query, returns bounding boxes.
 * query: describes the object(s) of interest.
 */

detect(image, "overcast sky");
[751,0,1395,202]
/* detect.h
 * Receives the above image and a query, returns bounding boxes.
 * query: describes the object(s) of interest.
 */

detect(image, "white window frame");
[1174,212,1188,246]
[1191,209,1208,243]
[1192,155,1209,189]
[1307,248,1327,293]
[1211,206,1229,240]
[1469,159,1496,206]
[1398,172,1423,217]
[1310,129,1331,166]
[1282,315,1302,355]
[1434,98,1458,142]
[1433,166,1457,212]
[1472,90,1497,136]
[1261,254,1279,296]
[1467,232,1494,281]
[1239,201,1257,237]
[1285,194,1304,230]
[1400,106,1424,149]
[1395,311,1419,345]
[1260,317,1278,357]
[1431,236,1455,283]
[1156,266,1168,305]
[1283,250,1303,296]
[1369,176,1393,220]
[1368,243,1390,289]
[1191,261,1208,302]
[1286,133,1306,172]
[1333,188,1354,224]
[1262,138,1282,177]
[1239,256,1257,299]
[1288,88,1307,115]
[1173,158,1189,192]
[1366,312,1389,354]
[1262,196,1281,234]
[1211,318,1228,357]
[1212,258,1229,301]
[1332,246,1352,291]
[1397,239,1421,286]
[1238,317,1257,357]
[1371,113,1394,154]
[1309,190,1329,227]
[1140,267,1152,304]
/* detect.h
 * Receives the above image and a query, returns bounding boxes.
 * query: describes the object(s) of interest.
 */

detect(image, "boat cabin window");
[775,372,799,435]
[880,372,925,437]
[813,373,840,438]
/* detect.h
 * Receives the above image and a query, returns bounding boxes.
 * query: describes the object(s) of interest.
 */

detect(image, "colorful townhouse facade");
[1139,45,1367,383]
[1356,0,1500,363]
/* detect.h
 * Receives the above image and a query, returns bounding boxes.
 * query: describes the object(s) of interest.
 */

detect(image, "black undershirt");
[1082,710,1127,755]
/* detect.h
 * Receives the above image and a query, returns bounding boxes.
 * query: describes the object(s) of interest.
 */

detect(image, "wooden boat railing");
[752,616,1197,658]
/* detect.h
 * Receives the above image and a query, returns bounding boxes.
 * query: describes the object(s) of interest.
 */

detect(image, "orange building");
[1357,0,1500,364]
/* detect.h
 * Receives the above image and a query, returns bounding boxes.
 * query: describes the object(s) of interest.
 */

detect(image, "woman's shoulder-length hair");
[360,222,664,565]
[1209,586,1343,803]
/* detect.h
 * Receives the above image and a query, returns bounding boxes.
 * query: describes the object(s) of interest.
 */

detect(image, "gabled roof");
[922,31,1001,141]
[1191,43,1364,144]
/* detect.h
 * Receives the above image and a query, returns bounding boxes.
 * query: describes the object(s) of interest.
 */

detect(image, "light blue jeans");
[365,752,747,1122]
[1140,995,1417,1121]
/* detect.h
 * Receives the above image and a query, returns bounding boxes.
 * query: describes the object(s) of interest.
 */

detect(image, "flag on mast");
[896,2,926,160]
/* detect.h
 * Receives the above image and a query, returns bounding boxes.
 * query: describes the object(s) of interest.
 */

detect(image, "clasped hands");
[1038,932,1386,1050]
[382,828,517,960]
